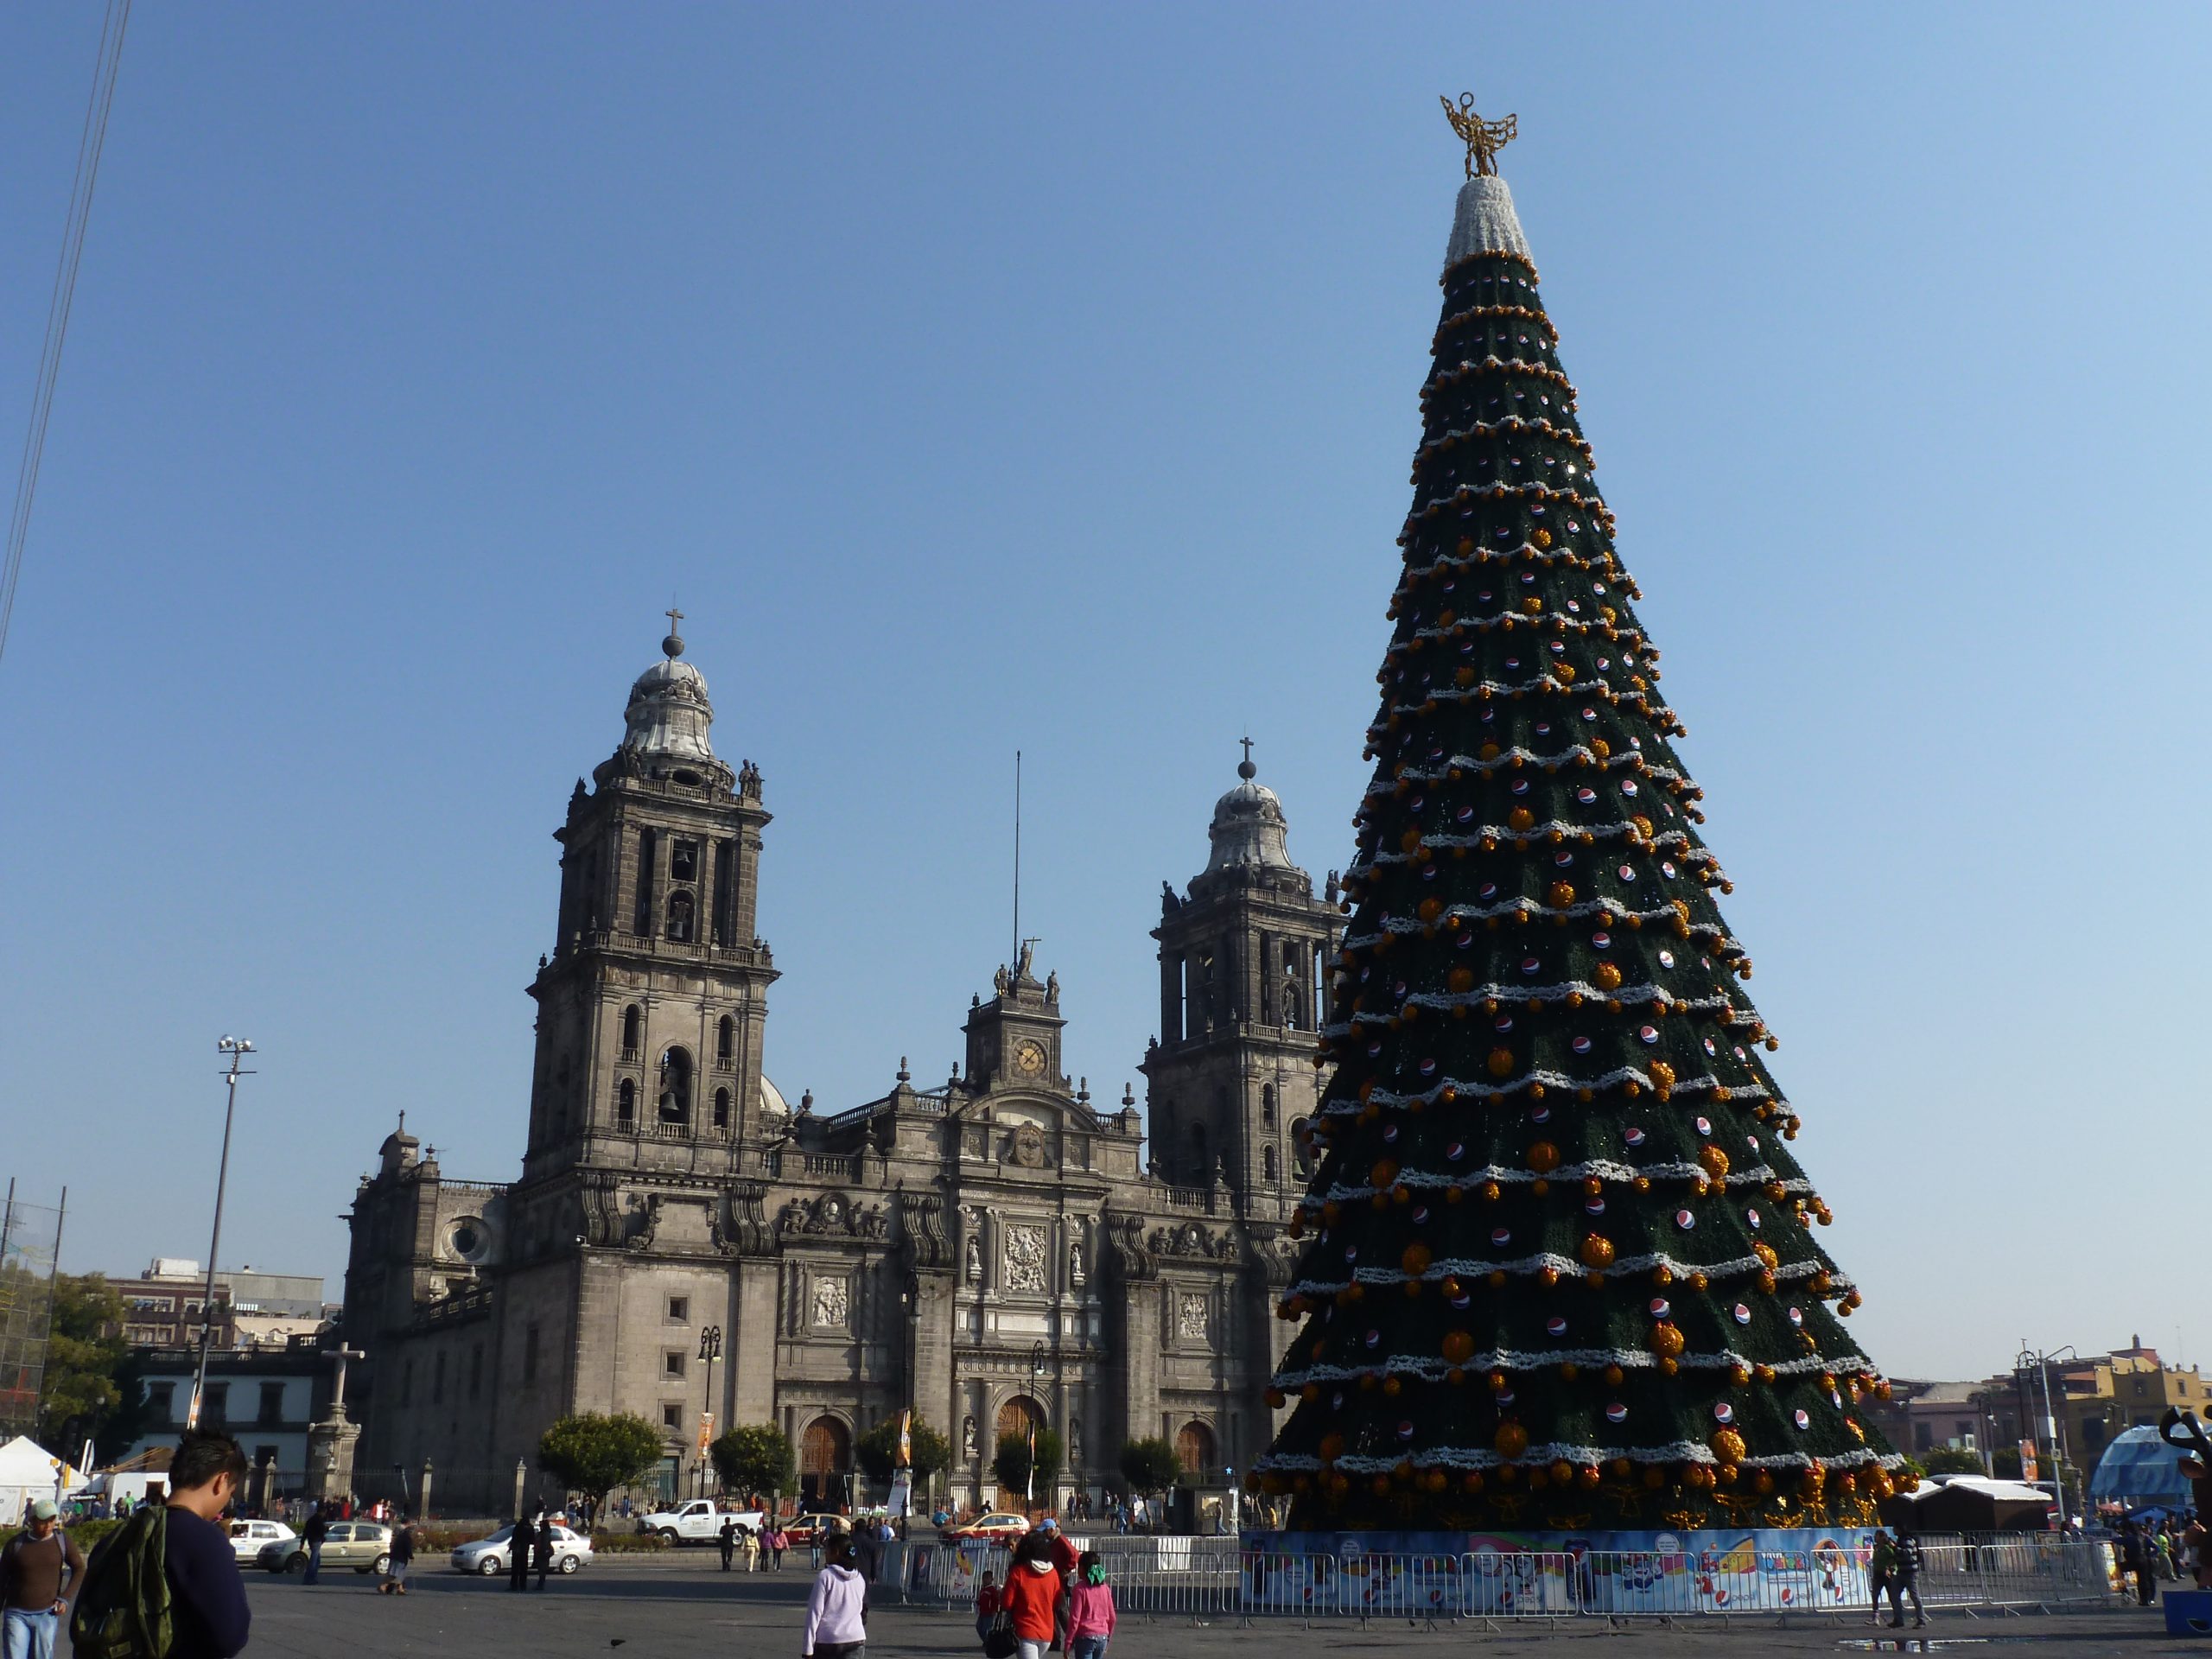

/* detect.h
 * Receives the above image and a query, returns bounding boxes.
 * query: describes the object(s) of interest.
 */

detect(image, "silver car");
[449,1523,593,1576]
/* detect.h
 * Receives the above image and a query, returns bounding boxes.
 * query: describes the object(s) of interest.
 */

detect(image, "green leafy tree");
[1920,1446,1984,1476]
[1255,150,1898,1531]
[855,1414,952,1485]
[709,1423,797,1502]
[537,1413,664,1516]
[1119,1438,1182,1508]
[992,1429,1063,1501]
[38,1274,148,1460]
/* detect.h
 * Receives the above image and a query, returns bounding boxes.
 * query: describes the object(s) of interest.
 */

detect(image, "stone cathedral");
[340,628,1339,1512]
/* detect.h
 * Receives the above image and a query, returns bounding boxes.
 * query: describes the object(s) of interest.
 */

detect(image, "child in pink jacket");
[1065,1550,1116,1659]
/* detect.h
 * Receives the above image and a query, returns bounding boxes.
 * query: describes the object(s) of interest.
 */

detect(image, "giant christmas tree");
[1253,103,1905,1534]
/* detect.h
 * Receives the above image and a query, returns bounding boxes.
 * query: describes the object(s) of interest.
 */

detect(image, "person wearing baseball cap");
[1,1497,85,1659]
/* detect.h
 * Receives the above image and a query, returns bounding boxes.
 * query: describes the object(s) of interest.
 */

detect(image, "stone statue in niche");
[1069,1415,1083,1461]
[1068,1237,1084,1285]
[963,1414,978,1458]
[964,1226,983,1282]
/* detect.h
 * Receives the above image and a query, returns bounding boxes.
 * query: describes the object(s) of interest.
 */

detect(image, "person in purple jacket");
[801,1534,868,1659]
[162,1432,253,1658]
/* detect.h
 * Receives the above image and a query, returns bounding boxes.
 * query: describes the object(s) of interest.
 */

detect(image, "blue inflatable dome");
[2089,1426,2197,1509]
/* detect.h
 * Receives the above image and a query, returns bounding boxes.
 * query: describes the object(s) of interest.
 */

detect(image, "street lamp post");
[2016,1340,2078,1530]
[1027,1343,1049,1509]
[697,1325,722,1497]
[187,1038,254,1431]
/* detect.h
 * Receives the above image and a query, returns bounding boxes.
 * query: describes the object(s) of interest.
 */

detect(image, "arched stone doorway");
[800,1414,852,1510]
[995,1395,1046,1510]
[1175,1419,1216,1480]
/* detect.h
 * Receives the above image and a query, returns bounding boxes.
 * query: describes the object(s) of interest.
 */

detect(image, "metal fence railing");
[897,1535,2120,1621]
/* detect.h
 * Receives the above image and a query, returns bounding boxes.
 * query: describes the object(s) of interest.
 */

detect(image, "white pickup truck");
[637,1499,765,1545]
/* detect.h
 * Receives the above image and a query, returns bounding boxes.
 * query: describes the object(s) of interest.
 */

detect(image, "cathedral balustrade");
[1162,1184,1217,1212]
[763,1150,865,1180]
[647,1120,691,1142]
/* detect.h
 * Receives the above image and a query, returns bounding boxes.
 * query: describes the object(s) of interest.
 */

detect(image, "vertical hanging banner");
[898,1409,912,1467]
[2017,1440,2039,1483]
[888,1468,912,1517]
[698,1412,715,1456]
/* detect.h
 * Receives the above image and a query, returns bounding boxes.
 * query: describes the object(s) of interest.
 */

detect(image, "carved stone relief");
[1003,1224,1047,1294]
[811,1274,850,1330]
[1177,1290,1211,1342]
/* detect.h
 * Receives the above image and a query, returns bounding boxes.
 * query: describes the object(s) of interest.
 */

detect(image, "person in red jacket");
[1001,1534,1060,1659]
[1039,1518,1080,1646]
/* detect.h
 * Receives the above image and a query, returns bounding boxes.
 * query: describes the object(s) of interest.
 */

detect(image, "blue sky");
[3,4,2207,1381]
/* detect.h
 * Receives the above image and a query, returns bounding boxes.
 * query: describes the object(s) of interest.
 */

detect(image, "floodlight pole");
[186,1039,254,1431]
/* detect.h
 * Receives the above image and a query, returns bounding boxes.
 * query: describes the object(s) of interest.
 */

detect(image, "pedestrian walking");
[379,1520,415,1596]
[1,1498,84,1659]
[1001,1534,1058,1659]
[302,1506,329,1586]
[769,1525,789,1571]
[718,1516,737,1572]
[1890,1529,1926,1628]
[1039,1517,1078,1648]
[71,1430,251,1659]
[509,1514,534,1593]
[2120,1522,2158,1606]
[533,1510,555,1590]
[742,1522,760,1573]
[1866,1529,1895,1624]
[801,1535,868,1659]
[1065,1551,1116,1659]
[974,1570,1001,1649]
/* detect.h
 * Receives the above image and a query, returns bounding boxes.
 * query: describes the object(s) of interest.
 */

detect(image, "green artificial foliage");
[1118,1438,1182,1504]
[536,1413,664,1515]
[992,1429,1063,1499]
[1254,171,1898,1534]
[855,1415,952,1484]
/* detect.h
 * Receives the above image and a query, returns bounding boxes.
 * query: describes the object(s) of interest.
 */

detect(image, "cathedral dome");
[620,629,720,772]
[1198,754,1298,882]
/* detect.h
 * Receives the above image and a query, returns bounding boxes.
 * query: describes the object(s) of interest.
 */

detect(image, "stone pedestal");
[304,1414,360,1505]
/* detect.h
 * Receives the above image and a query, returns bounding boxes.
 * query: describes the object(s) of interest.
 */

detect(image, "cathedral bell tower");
[522,617,779,1178]
[1141,747,1339,1216]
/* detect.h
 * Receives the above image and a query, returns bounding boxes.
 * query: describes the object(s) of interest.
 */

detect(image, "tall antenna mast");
[1013,750,1022,971]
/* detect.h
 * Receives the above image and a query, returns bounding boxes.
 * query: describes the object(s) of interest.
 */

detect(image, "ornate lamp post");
[697,1325,722,1497]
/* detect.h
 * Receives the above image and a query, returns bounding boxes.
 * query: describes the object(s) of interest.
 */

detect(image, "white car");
[637,1498,765,1545]
[450,1522,594,1576]
[227,1519,296,1564]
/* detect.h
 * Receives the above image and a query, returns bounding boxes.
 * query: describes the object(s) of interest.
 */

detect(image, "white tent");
[0,1434,86,1526]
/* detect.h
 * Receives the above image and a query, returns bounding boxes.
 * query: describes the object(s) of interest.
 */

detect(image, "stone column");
[418,1459,435,1521]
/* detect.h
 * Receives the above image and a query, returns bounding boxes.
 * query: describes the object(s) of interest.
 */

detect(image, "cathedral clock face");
[1013,1039,1047,1077]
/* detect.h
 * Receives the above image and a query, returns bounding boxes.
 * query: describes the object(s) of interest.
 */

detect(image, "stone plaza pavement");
[157,1563,2193,1658]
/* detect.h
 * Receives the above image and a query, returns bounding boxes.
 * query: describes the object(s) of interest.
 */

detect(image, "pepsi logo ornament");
[1585,1197,1605,1216]
[1675,1210,1696,1230]
[1491,1228,1513,1248]
[1745,1209,1762,1230]
[1446,1141,1466,1161]
[1396,1420,1415,1441]
[1713,1403,1735,1426]
[1639,1026,1661,1046]
[1547,1317,1568,1338]
[1623,1127,1647,1147]
[1732,1303,1751,1325]
[1694,1117,1713,1136]
[1592,931,1611,948]
[1605,1402,1629,1425]
[1363,1329,1382,1349]
[1649,1297,1671,1319]
[1787,1306,1804,1328]
[1573,1036,1593,1055]
[1793,1408,1811,1431]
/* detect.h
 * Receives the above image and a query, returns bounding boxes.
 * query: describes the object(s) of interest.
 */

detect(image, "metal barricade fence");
[905,1536,2121,1621]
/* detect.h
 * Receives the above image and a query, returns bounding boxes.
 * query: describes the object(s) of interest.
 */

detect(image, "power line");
[1,0,132,670]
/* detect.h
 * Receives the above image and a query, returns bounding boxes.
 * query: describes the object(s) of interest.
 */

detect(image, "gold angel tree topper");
[1441,93,1516,179]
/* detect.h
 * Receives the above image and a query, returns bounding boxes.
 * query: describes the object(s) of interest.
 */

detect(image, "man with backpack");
[71,1429,251,1659]
[2,1498,85,1659]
